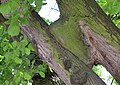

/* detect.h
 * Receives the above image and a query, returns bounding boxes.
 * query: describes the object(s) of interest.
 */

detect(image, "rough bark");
[1,0,120,85]
[54,0,120,84]
[20,10,106,85]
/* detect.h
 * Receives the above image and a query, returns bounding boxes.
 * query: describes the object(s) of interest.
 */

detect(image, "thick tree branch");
[79,21,120,84]
[56,0,120,45]
[28,10,106,85]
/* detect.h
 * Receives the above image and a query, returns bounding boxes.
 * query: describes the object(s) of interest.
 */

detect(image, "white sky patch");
[100,66,112,85]
[39,0,60,22]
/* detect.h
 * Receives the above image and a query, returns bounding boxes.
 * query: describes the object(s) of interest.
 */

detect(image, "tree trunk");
[21,10,106,85]
[1,0,120,85]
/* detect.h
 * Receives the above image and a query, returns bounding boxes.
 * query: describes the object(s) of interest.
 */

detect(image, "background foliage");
[0,0,49,84]
[96,0,120,28]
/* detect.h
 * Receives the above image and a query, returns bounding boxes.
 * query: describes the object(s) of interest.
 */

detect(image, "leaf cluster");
[0,0,49,84]
[0,0,44,36]
[0,25,48,84]
[96,0,120,28]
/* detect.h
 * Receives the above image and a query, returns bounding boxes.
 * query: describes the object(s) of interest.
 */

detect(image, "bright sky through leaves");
[39,0,60,22]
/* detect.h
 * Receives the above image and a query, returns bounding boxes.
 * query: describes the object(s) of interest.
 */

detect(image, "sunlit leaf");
[0,2,11,14]
[23,72,31,80]
[25,48,30,55]
[8,25,20,36]
[39,71,45,78]
[7,16,20,36]
[14,57,22,64]
[28,43,34,51]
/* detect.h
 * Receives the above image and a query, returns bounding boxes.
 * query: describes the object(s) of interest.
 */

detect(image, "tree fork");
[1,0,120,84]
[54,0,120,84]
[25,10,106,85]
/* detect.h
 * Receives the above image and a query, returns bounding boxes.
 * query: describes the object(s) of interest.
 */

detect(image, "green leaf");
[117,22,120,28]
[13,49,20,56]
[13,75,21,84]
[21,37,28,46]
[22,3,29,17]
[4,80,9,85]
[14,57,22,64]
[0,55,4,59]
[4,52,13,62]
[7,16,20,36]
[28,43,34,51]
[4,18,12,25]
[39,71,45,78]
[19,46,26,55]
[31,59,35,69]
[0,59,2,62]
[24,59,30,66]
[19,17,28,25]
[15,77,21,84]
[25,48,30,55]
[0,2,11,14]
[34,0,43,12]
[19,72,23,76]
[12,41,17,48]
[23,72,31,80]
[10,1,18,12]
[8,25,20,36]
[3,45,9,51]
[0,26,4,35]
[21,81,27,85]
[37,65,45,71]
[0,1,19,14]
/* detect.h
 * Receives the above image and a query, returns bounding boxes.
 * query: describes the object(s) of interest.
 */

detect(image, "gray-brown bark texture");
[1,0,120,85]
